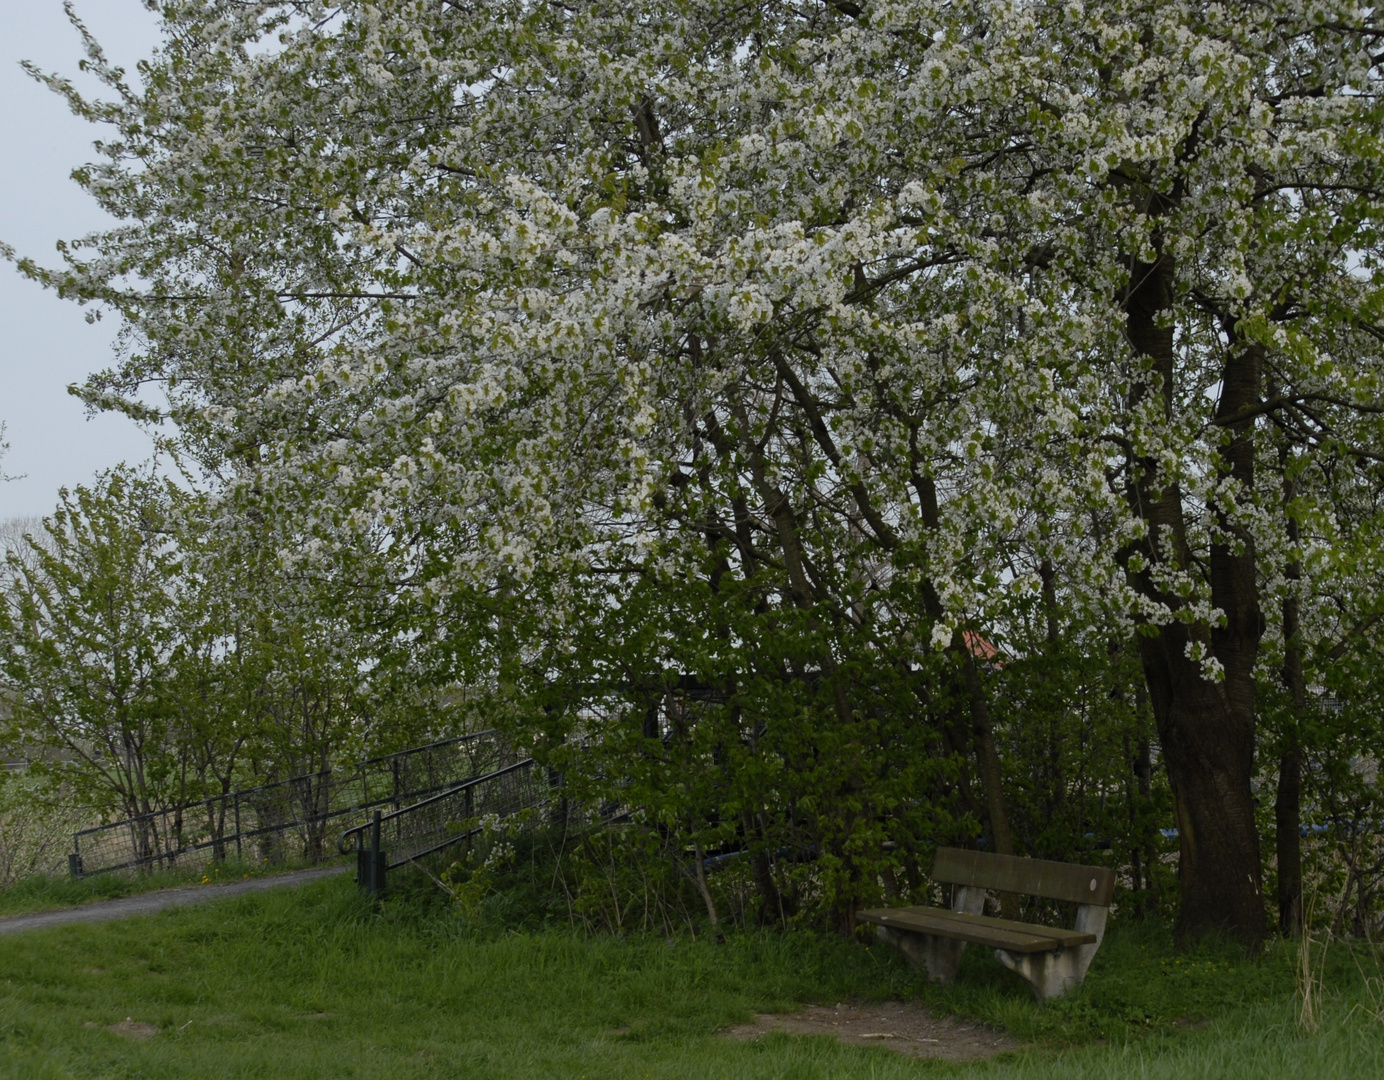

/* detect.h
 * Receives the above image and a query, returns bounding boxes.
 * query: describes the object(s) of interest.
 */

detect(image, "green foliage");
[507,562,977,928]
[987,594,1178,920]
[1257,587,1384,936]
[0,468,190,822]
[0,468,434,874]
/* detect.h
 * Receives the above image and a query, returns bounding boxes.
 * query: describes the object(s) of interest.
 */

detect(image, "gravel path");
[0,865,351,936]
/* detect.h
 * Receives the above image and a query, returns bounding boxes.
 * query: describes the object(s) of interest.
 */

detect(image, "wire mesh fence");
[339,757,553,871]
[69,731,517,878]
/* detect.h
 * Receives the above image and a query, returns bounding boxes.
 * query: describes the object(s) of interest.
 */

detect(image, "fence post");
[68,851,83,879]
[357,809,387,896]
[234,793,242,861]
[548,765,568,827]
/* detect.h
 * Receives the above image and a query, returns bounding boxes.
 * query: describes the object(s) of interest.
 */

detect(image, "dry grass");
[1298,922,1326,1034]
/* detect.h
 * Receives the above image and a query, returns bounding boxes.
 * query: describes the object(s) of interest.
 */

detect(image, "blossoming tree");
[14,0,1384,943]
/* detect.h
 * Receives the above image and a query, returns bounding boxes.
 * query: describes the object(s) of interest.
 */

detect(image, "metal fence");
[69,731,517,878]
[339,757,552,878]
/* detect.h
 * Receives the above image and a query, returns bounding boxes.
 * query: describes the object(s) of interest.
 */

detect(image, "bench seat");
[858,906,1097,953]
[865,848,1116,1000]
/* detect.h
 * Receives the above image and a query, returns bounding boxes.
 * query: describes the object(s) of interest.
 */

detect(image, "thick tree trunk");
[1137,635,1264,943]
[1124,246,1267,947]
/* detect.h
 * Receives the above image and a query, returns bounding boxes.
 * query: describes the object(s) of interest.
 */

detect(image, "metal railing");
[69,731,517,878]
[339,758,552,891]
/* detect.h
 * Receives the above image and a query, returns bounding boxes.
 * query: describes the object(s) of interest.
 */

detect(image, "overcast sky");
[0,1,163,521]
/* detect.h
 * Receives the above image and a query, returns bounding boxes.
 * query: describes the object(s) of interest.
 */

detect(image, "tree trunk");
[1275,737,1303,934]
[912,469,1018,906]
[1124,245,1267,947]
[1130,687,1158,917]
[744,811,784,926]
[1276,466,1306,935]
[958,637,1018,918]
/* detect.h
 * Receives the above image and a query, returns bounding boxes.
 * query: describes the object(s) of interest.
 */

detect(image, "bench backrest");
[932,847,1116,907]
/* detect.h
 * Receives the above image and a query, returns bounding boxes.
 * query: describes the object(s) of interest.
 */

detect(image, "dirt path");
[0,865,350,936]
[723,1000,1023,1062]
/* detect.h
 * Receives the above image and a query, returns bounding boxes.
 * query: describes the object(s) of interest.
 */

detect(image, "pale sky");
[0,1,163,521]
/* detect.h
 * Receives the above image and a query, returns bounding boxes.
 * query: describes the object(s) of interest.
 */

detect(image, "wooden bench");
[859,847,1116,1000]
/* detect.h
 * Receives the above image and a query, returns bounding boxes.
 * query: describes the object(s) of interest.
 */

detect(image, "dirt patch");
[105,1018,160,1040]
[722,1001,1022,1062]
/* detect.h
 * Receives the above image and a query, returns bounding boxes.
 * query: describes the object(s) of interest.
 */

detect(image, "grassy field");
[1,869,1382,1078]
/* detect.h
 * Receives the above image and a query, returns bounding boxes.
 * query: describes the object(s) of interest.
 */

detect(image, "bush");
[0,771,89,890]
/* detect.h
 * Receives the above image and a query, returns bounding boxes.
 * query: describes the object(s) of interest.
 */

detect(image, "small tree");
[0,468,187,835]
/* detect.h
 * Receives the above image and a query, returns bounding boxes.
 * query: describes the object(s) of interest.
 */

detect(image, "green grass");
[923,919,1301,1043]
[0,869,1381,1078]
[0,857,334,919]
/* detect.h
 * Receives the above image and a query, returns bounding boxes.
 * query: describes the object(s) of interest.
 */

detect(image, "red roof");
[962,630,1000,662]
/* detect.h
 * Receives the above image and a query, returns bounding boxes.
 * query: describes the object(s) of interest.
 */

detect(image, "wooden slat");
[858,906,1094,954]
[897,907,1097,948]
[930,848,1116,906]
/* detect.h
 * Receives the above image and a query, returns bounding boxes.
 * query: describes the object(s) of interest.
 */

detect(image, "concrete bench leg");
[993,946,1082,1000]
[994,903,1108,1001]
[875,925,967,983]
[873,884,985,984]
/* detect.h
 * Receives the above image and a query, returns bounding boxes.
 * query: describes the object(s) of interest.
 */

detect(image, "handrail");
[337,757,536,856]
[69,729,511,878]
[357,729,496,769]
